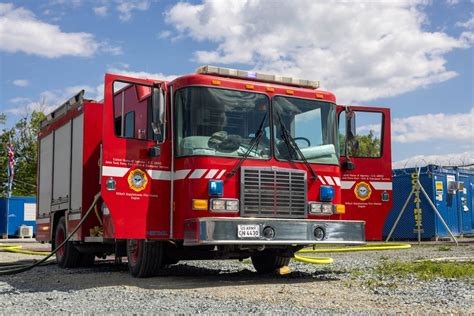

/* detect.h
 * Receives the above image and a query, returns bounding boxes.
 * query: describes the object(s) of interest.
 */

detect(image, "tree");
[0,111,45,196]
[339,130,381,158]
[351,130,381,158]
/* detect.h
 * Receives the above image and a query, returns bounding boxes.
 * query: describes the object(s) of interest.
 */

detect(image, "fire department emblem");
[128,169,148,192]
[354,182,372,201]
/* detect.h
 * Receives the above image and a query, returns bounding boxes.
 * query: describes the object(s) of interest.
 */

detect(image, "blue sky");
[1,0,473,166]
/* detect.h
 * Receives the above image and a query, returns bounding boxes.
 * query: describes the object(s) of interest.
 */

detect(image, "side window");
[113,81,164,142]
[339,111,383,158]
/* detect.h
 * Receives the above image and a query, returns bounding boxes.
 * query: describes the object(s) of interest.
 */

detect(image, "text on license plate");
[237,225,260,238]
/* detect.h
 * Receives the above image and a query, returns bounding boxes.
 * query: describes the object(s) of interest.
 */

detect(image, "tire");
[127,239,164,278]
[54,216,81,268]
[251,252,291,274]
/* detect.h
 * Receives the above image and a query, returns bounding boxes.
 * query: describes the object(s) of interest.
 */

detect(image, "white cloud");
[12,79,29,87]
[5,67,176,116]
[164,0,473,103]
[392,109,474,143]
[446,0,460,6]
[158,30,172,39]
[6,85,103,116]
[393,151,474,169]
[0,3,121,58]
[116,0,150,22]
[107,67,178,82]
[93,6,108,16]
[457,14,474,29]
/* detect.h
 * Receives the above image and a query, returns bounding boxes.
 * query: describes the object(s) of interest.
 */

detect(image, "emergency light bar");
[196,65,320,89]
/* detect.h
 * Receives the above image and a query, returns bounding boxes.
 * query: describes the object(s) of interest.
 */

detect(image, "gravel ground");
[0,241,473,314]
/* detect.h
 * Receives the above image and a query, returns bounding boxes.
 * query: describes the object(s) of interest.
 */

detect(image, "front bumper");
[183,217,365,246]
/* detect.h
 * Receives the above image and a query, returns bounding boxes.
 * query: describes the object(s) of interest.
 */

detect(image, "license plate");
[237,225,260,239]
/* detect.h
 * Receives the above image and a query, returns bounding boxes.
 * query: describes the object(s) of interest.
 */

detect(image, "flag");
[7,137,15,196]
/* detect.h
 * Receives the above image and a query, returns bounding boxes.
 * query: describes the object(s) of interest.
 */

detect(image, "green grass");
[376,260,474,281]
[438,245,452,252]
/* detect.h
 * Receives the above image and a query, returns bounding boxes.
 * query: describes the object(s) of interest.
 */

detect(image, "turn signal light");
[192,199,208,210]
[335,204,346,214]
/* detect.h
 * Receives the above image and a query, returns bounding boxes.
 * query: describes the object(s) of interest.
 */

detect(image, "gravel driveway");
[1,241,473,314]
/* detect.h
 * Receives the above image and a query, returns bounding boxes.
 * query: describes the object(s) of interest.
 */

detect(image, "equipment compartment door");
[101,74,171,239]
[337,106,392,240]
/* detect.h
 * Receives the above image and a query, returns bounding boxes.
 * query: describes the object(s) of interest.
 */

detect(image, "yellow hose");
[293,254,334,264]
[0,244,50,256]
[293,243,411,264]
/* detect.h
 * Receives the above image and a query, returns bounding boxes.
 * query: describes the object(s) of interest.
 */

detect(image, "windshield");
[273,96,339,165]
[175,87,271,159]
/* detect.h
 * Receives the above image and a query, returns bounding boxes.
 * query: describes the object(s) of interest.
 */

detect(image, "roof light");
[196,65,320,89]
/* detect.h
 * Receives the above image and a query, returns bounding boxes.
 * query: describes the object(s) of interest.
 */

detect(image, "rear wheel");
[54,216,80,268]
[54,216,95,268]
[251,252,291,274]
[127,239,164,278]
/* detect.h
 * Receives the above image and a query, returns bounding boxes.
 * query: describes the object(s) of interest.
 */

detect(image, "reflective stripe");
[216,170,226,179]
[324,176,335,185]
[205,169,219,179]
[370,181,392,190]
[174,169,191,180]
[189,169,208,179]
[147,170,171,180]
[36,218,50,224]
[318,176,326,184]
[102,166,129,177]
[341,181,356,189]
[333,177,341,186]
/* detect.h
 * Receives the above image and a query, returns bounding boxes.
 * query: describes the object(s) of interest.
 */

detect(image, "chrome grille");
[241,167,307,218]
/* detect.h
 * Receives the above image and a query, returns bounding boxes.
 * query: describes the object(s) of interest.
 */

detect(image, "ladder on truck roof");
[39,90,91,129]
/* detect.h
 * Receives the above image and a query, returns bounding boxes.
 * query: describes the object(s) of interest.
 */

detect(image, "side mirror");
[342,158,355,171]
[343,107,357,170]
[151,86,165,142]
[346,109,356,140]
[148,144,161,157]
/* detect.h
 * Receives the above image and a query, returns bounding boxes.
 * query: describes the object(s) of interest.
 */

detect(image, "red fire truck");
[36,66,392,277]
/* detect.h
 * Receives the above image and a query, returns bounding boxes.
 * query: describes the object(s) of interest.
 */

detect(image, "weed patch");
[438,245,451,252]
[376,260,474,281]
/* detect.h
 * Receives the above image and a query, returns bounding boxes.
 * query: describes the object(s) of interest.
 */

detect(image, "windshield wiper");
[227,113,268,177]
[276,112,317,181]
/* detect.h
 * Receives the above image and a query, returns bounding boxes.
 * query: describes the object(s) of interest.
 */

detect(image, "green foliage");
[438,245,452,252]
[352,130,381,157]
[1,111,45,196]
[376,260,474,281]
[339,130,381,158]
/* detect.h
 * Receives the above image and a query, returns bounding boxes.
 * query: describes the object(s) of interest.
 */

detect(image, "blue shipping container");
[0,196,37,237]
[383,165,474,240]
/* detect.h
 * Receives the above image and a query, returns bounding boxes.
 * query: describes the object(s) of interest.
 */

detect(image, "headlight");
[309,202,322,214]
[321,203,333,214]
[210,199,239,213]
[308,202,334,215]
[226,200,239,211]
[211,199,226,211]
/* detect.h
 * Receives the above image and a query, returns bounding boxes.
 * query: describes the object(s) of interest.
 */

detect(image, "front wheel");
[127,239,164,278]
[251,252,291,274]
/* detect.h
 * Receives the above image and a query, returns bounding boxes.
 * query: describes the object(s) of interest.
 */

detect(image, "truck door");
[337,106,392,240]
[458,174,473,234]
[101,74,170,239]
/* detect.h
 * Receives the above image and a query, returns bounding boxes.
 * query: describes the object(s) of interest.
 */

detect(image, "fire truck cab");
[36,66,391,277]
